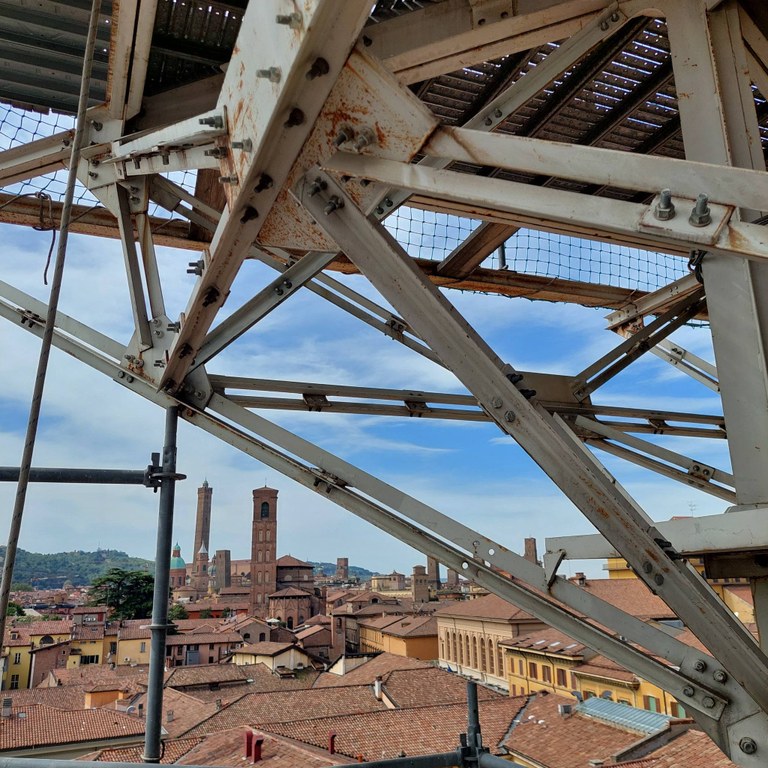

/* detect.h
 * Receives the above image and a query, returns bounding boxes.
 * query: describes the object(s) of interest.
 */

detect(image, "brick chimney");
[524,537,539,564]
[252,735,264,762]
[244,730,254,759]
[328,732,337,754]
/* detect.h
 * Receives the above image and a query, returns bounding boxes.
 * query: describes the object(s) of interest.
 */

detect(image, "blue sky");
[0,192,727,579]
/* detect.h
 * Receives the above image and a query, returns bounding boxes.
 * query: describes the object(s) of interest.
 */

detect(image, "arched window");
[260,502,269,518]
[487,639,494,675]
[472,637,478,668]
[480,638,486,671]
[243,633,250,640]
[497,644,504,676]
[259,632,266,642]
[440,639,445,659]
[464,635,470,665]
[287,617,294,629]
[40,635,54,645]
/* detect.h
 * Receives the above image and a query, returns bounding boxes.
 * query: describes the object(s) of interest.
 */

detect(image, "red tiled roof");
[184,685,388,737]
[177,727,341,767]
[500,628,588,657]
[435,594,535,622]
[90,737,203,763]
[276,555,312,568]
[238,641,296,657]
[128,688,220,738]
[45,664,149,688]
[258,697,527,760]
[381,616,437,638]
[313,653,430,688]
[0,686,88,711]
[613,729,737,768]
[168,664,318,697]
[579,580,676,620]
[0,705,146,751]
[381,667,502,709]
[574,655,639,684]
[503,693,646,768]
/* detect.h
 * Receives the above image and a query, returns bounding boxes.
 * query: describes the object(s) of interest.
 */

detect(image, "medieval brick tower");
[193,480,212,559]
[250,487,278,617]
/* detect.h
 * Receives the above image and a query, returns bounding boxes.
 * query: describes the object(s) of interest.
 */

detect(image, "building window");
[81,655,99,665]
[257,571,263,584]
[471,637,478,668]
[140,642,146,653]
[480,639,486,671]
[556,668,567,687]
[669,701,686,718]
[266,530,271,541]
[584,690,596,699]
[497,645,504,676]
[209,644,215,650]
[487,640,494,675]
[257,593,262,603]
[518,659,524,676]
[570,671,578,689]
[261,502,269,518]
[542,666,552,684]
[643,695,661,712]
[259,632,266,642]
[110,642,117,655]
[12,653,20,665]
[9,675,19,690]
[257,551,263,563]
[528,662,538,680]
[618,698,631,706]
[464,635,470,665]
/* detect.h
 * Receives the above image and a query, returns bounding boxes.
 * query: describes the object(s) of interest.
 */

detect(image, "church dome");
[170,543,186,570]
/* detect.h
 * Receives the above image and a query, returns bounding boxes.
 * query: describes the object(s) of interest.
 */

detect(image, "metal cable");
[0,0,104,645]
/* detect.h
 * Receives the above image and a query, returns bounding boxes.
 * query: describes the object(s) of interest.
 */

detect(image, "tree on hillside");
[7,601,25,616]
[88,568,155,620]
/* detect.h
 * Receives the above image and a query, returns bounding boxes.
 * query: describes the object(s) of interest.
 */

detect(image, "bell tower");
[250,487,278,617]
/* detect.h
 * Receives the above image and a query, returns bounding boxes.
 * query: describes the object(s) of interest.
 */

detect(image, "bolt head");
[693,660,707,672]
[740,737,758,755]
[490,397,503,409]
[702,696,716,709]
[713,669,727,683]
[504,410,516,423]
[642,561,653,574]
[682,686,694,697]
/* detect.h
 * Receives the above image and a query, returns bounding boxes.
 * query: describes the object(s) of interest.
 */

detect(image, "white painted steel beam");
[424,126,768,213]
[547,507,768,560]
[324,153,768,262]
[0,131,72,186]
[297,169,768,729]
[666,0,768,509]
[366,0,615,84]
[159,1,371,393]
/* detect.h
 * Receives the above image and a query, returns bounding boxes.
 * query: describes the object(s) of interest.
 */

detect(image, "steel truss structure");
[3,0,768,764]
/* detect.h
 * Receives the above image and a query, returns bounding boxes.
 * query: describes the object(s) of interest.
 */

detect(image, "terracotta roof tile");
[129,688,220,737]
[499,628,587,657]
[90,737,203,763]
[503,693,645,768]
[169,664,318,697]
[276,555,312,567]
[312,653,430,688]
[380,616,437,638]
[164,664,252,689]
[0,704,146,751]
[258,697,527,760]
[613,729,737,768]
[381,668,502,708]
[574,655,639,684]
[177,727,341,767]
[45,664,149,689]
[238,641,297,657]
[184,685,387,737]
[435,594,535,622]
[0,686,88,710]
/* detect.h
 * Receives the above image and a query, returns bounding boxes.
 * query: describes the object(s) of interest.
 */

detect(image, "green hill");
[0,547,153,589]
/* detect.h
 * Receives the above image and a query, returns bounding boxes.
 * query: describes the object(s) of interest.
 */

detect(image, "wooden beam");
[436,221,518,277]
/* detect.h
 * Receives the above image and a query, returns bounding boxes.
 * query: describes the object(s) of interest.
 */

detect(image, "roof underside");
[3,0,766,190]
